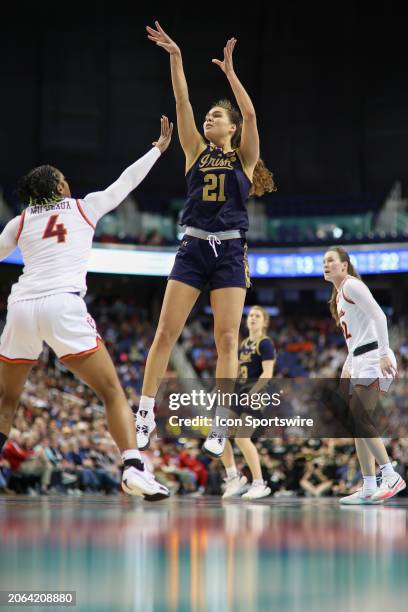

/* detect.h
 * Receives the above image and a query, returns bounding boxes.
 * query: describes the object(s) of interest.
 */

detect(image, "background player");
[209,306,276,500]
[323,246,406,504]
[136,22,275,451]
[0,117,173,501]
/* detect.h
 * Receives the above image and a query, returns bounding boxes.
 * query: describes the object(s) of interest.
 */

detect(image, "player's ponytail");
[213,99,277,197]
[328,247,361,325]
[17,165,63,206]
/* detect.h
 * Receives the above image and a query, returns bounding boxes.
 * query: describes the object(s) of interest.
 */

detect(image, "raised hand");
[146,21,181,56]
[212,38,237,76]
[153,116,174,153]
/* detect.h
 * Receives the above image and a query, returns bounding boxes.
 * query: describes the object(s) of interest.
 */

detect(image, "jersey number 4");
[203,173,226,202]
[42,215,67,243]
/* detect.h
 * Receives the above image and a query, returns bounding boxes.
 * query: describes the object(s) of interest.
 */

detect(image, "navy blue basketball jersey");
[238,336,276,384]
[180,144,252,232]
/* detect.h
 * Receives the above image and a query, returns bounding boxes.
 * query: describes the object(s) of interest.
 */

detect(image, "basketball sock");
[122,449,142,463]
[0,432,7,452]
[226,466,238,479]
[362,475,377,492]
[379,462,395,478]
[139,395,155,413]
[252,479,264,486]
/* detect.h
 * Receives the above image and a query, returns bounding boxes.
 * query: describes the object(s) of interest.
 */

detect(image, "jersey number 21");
[203,173,226,202]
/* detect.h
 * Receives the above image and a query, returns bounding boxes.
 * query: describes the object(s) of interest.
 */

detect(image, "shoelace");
[208,431,224,443]
[207,234,221,257]
[224,475,240,483]
[136,424,149,435]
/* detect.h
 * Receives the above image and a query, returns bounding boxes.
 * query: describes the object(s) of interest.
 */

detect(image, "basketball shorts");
[350,348,397,393]
[0,293,102,363]
[169,236,251,291]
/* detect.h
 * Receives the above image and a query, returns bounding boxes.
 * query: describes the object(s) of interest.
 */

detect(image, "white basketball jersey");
[336,277,377,354]
[9,198,95,304]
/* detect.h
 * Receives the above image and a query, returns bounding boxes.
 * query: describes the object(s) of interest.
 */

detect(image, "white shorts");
[0,293,102,363]
[350,348,397,393]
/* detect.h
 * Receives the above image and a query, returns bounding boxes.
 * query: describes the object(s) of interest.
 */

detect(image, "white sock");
[139,395,155,413]
[122,449,142,463]
[363,475,377,492]
[226,466,238,479]
[214,406,231,434]
[379,462,395,478]
[252,479,264,486]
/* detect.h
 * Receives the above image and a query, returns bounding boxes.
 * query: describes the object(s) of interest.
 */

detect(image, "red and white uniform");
[0,147,161,362]
[337,275,396,391]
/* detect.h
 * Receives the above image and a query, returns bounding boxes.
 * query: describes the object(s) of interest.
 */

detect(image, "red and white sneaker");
[371,474,406,501]
[339,489,383,505]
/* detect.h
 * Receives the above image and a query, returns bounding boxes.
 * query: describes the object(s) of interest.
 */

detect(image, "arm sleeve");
[345,278,390,356]
[259,338,276,361]
[81,147,162,224]
[0,217,20,261]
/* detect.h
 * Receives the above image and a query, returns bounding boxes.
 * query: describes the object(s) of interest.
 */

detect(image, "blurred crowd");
[145,437,408,499]
[1,294,407,497]
[183,314,408,379]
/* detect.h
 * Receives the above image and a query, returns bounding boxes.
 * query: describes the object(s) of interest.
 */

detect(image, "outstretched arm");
[0,217,19,261]
[147,21,205,170]
[83,116,173,223]
[213,38,259,175]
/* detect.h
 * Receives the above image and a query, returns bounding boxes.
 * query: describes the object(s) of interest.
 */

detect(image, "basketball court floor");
[1,495,407,611]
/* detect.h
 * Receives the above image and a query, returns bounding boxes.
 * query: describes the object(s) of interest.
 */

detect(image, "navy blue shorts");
[229,384,254,416]
[169,235,251,291]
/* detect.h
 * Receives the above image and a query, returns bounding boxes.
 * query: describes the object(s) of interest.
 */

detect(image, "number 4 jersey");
[336,275,390,360]
[0,146,162,304]
[180,144,252,232]
[6,199,96,303]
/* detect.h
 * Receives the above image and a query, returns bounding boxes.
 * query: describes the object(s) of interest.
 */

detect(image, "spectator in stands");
[2,429,52,494]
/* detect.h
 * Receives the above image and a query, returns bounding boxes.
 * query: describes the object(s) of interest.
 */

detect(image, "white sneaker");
[241,482,271,500]
[135,408,156,450]
[121,459,170,501]
[222,475,248,499]
[371,474,406,501]
[202,431,226,457]
[339,489,383,505]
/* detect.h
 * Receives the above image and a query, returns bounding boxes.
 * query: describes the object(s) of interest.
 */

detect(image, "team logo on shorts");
[86,314,97,331]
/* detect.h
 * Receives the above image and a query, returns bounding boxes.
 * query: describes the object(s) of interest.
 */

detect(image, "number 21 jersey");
[180,144,252,232]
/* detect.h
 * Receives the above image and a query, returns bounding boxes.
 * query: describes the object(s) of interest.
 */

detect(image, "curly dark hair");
[17,165,63,206]
[212,99,277,197]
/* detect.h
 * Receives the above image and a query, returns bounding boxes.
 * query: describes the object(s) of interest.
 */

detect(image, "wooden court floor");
[1,495,407,611]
